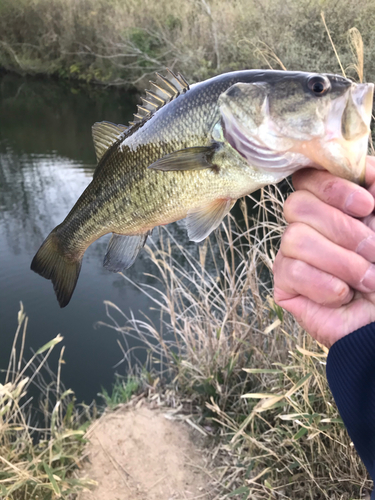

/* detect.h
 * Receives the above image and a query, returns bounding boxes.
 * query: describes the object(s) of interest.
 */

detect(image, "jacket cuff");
[327,322,375,484]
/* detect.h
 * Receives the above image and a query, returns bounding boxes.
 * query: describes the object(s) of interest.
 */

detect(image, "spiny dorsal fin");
[129,68,190,127]
[91,70,190,176]
[92,121,129,163]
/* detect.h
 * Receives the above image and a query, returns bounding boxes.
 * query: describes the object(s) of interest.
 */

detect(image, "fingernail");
[345,190,372,217]
[361,264,375,291]
[356,235,375,262]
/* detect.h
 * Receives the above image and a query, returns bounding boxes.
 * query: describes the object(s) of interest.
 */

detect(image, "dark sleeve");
[326,322,375,497]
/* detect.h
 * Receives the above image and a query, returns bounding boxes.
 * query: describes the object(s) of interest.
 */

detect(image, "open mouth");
[352,82,374,126]
[341,82,374,141]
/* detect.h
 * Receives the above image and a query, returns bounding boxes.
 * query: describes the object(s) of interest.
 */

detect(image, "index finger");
[292,157,375,218]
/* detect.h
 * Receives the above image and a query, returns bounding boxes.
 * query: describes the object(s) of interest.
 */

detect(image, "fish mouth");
[220,81,374,184]
[324,82,374,184]
[341,83,373,141]
[346,82,374,184]
[352,82,374,128]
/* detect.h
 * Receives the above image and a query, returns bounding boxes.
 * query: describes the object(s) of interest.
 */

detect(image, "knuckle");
[280,222,306,253]
[283,193,300,221]
[273,286,292,306]
[321,276,351,306]
[338,213,360,246]
[321,178,341,203]
[289,259,307,283]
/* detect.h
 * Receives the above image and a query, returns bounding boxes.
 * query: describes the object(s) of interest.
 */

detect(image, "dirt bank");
[77,400,211,500]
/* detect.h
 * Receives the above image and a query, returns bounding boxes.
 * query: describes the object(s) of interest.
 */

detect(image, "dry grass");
[101,185,373,499]
[1,0,375,86]
[0,304,95,500]
[2,4,374,498]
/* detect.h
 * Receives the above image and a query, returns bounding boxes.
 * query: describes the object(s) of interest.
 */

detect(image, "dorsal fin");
[92,121,129,163]
[91,69,190,179]
[128,68,190,128]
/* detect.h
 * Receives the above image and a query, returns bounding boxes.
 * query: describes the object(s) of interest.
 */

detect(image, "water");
[0,74,162,403]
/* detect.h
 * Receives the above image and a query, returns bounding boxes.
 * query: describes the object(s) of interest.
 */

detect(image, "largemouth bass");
[31,69,374,307]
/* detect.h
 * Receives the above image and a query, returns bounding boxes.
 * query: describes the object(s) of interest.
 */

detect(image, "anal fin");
[103,232,150,272]
[187,199,235,242]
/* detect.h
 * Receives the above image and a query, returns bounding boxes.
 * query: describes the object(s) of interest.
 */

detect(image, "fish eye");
[307,76,330,96]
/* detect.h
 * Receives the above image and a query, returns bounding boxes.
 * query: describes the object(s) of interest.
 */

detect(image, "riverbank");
[76,399,210,500]
[2,187,373,499]
[0,0,375,87]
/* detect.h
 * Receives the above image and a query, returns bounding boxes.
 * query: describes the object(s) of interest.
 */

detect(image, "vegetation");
[1,3,374,498]
[102,185,373,499]
[0,304,96,499]
[3,191,371,499]
[99,375,140,410]
[0,0,375,86]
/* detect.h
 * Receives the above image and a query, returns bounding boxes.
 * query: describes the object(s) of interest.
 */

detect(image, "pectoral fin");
[148,145,219,172]
[103,232,150,272]
[186,199,235,242]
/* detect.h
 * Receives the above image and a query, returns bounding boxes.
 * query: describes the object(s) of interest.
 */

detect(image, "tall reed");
[102,186,372,499]
[0,304,95,499]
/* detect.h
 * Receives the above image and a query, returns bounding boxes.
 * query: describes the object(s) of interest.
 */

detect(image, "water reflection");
[0,74,162,403]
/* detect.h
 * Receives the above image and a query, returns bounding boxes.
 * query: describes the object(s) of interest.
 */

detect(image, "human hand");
[273,157,375,348]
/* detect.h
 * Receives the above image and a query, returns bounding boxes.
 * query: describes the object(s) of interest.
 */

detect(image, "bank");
[2,198,373,498]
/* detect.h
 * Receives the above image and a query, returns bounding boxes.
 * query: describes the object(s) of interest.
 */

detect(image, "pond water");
[0,74,302,405]
[0,74,166,403]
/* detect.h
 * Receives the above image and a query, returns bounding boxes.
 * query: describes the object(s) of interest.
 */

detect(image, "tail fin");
[30,231,82,308]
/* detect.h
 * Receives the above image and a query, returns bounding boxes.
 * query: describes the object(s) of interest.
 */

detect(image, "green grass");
[99,375,140,410]
[0,0,375,86]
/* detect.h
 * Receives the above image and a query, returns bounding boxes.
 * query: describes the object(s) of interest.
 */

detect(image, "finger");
[292,168,374,217]
[275,289,375,348]
[273,252,353,308]
[362,213,375,233]
[364,156,375,193]
[273,292,335,346]
[280,222,375,293]
[284,191,375,262]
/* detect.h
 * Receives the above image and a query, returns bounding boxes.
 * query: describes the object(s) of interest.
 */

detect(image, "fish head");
[219,71,374,183]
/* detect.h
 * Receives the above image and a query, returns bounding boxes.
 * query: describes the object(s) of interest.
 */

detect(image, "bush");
[0,0,375,86]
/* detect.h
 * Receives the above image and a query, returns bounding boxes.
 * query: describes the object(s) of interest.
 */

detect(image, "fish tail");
[30,230,82,308]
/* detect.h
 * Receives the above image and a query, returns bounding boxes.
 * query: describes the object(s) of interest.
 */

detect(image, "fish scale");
[62,75,243,243]
[31,69,373,307]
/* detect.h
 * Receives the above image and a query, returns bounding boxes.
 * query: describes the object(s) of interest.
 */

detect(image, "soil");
[77,400,210,500]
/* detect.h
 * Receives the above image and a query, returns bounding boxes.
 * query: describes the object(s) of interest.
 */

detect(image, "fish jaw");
[220,80,373,185]
[298,82,374,184]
